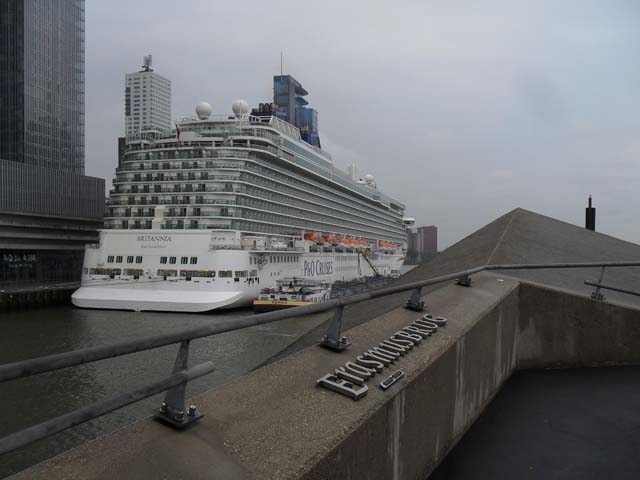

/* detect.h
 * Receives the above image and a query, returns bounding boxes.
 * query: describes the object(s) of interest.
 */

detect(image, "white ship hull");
[72,230,404,313]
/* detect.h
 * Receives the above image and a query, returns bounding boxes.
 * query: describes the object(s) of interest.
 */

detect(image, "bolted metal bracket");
[319,305,352,352]
[405,286,425,312]
[590,266,607,302]
[457,273,472,287]
[154,340,204,429]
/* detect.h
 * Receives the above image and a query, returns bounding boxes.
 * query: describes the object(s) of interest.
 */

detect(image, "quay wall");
[0,287,75,312]
[10,273,640,480]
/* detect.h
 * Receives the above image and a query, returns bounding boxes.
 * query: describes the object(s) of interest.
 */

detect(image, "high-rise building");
[0,0,85,172]
[0,0,104,289]
[273,75,321,148]
[124,56,171,137]
[405,225,438,264]
[417,225,438,259]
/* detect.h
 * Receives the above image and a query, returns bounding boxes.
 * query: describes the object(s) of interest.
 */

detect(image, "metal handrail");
[1,260,639,457]
[2,260,639,383]
[0,362,216,457]
[584,280,640,298]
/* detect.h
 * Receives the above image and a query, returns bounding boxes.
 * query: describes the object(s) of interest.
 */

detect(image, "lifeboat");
[354,239,367,249]
[304,232,322,243]
[323,234,336,245]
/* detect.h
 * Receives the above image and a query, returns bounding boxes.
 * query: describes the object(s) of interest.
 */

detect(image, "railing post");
[405,286,425,311]
[154,340,203,429]
[590,266,607,301]
[319,305,351,352]
[457,273,472,287]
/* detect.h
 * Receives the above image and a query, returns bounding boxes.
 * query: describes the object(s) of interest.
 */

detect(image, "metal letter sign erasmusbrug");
[317,314,448,400]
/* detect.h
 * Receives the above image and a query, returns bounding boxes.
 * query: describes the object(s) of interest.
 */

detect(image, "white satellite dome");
[232,99,250,118]
[195,101,212,120]
[364,174,375,184]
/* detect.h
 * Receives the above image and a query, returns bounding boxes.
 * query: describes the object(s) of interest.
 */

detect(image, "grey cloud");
[85,0,640,248]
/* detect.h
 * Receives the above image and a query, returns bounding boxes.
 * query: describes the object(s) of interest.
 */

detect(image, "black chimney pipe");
[585,195,596,231]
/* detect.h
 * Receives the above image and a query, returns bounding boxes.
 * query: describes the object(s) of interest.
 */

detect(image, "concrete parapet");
[517,281,640,369]
[10,273,640,480]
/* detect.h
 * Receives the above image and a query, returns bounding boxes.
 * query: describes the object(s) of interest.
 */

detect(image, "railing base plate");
[319,336,352,352]
[154,410,203,430]
[405,300,425,312]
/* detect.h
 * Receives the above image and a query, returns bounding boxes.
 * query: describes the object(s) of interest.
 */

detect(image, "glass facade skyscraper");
[0,0,104,292]
[0,0,85,173]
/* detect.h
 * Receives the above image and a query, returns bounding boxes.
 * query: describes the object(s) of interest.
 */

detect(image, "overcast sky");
[85,0,640,249]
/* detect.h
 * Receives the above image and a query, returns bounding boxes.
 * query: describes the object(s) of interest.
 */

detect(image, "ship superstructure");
[72,75,410,312]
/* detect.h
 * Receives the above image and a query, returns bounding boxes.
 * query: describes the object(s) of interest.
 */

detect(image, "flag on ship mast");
[175,122,181,146]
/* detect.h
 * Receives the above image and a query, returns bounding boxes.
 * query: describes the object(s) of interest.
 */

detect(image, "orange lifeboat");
[323,234,335,245]
[304,232,322,243]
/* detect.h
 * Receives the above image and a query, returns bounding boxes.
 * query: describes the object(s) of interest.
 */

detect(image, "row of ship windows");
[87,268,257,279]
[105,255,198,265]
[249,255,297,265]
[106,255,142,264]
[160,256,198,265]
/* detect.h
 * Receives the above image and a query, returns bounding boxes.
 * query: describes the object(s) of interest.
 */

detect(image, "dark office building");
[417,225,438,258]
[0,0,104,288]
[405,225,438,264]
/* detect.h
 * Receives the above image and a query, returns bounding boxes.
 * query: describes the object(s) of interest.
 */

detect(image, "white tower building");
[124,55,171,137]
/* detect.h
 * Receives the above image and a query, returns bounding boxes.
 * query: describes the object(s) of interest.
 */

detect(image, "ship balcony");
[187,210,235,217]
[154,199,237,205]
[161,223,231,230]
[126,224,152,230]
[116,162,241,172]
[113,174,239,184]
[162,212,240,218]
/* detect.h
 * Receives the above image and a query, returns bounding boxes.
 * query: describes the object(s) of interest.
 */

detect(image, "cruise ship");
[72,75,412,312]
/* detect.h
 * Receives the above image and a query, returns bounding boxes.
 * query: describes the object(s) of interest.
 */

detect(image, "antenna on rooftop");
[142,54,153,72]
[280,51,283,76]
[585,195,596,231]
